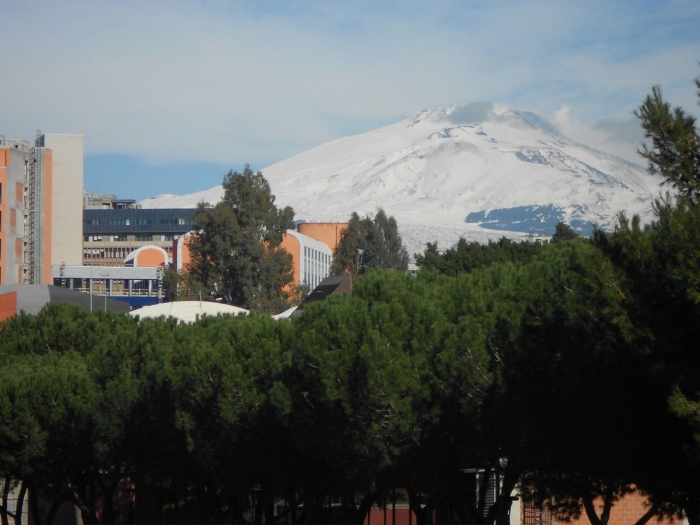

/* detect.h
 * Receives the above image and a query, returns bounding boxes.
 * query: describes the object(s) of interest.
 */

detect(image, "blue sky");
[2,0,699,201]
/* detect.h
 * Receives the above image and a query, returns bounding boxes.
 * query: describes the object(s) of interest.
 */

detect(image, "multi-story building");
[0,132,84,285]
[173,222,348,292]
[83,208,196,265]
[41,133,83,268]
[0,136,50,285]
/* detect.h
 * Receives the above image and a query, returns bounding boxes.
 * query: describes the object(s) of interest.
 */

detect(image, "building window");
[164,234,175,241]
[106,219,131,226]
[0,183,3,203]
[135,234,151,241]
[136,219,151,226]
[112,235,127,242]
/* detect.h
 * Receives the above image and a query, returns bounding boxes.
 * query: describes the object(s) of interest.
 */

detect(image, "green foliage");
[415,236,544,275]
[585,71,700,524]
[162,266,183,301]
[551,222,579,243]
[185,165,295,312]
[0,210,697,525]
[331,209,409,276]
[634,80,700,204]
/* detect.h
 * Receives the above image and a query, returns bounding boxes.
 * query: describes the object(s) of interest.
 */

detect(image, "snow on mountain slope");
[141,104,664,257]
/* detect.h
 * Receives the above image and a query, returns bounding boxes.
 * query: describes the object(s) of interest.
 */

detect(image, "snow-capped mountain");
[141,104,664,257]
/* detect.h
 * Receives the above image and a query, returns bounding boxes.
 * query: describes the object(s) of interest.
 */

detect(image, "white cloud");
[1,0,698,168]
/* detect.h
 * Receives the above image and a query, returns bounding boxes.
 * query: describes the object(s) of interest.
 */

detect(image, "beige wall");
[42,134,83,266]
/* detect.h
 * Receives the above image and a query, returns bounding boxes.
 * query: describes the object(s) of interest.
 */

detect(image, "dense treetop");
[1,71,700,525]
[331,209,409,277]
[185,165,295,312]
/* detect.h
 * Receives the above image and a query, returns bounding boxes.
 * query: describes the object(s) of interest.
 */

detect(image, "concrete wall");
[282,230,332,290]
[41,149,53,284]
[173,233,194,273]
[279,233,301,288]
[130,245,168,267]
[0,143,30,284]
[41,134,83,266]
[0,291,17,321]
[297,222,348,253]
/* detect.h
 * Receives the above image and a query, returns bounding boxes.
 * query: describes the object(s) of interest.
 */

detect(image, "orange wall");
[0,292,17,322]
[297,223,348,253]
[280,234,301,288]
[555,494,680,525]
[136,247,167,267]
[0,149,8,285]
[174,236,194,272]
[42,149,52,284]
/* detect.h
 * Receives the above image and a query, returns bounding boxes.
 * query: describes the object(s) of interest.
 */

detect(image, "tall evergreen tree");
[634,80,700,204]
[592,71,700,524]
[331,209,409,276]
[185,165,295,312]
[551,222,579,243]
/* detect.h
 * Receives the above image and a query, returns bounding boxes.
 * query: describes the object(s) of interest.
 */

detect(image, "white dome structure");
[129,301,248,323]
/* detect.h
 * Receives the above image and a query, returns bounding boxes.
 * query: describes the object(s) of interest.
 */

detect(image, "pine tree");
[634,81,700,204]
[592,71,700,525]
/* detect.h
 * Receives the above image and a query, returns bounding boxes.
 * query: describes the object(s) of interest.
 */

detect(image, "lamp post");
[99,272,110,312]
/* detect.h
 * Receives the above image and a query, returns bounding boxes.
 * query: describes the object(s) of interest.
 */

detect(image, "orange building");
[297,222,348,253]
[125,245,169,268]
[173,223,349,292]
[0,137,53,285]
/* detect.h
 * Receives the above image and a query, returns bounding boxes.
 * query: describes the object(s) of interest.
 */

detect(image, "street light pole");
[99,272,110,312]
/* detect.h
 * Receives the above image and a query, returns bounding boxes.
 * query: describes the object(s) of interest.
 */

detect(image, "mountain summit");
[141,103,663,256]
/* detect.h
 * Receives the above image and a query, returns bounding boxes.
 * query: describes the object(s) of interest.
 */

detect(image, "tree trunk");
[633,502,659,525]
[684,500,700,525]
[1,478,11,525]
[29,489,62,525]
[487,464,520,525]
[13,482,27,525]
[354,491,377,525]
[581,487,614,525]
[407,489,431,525]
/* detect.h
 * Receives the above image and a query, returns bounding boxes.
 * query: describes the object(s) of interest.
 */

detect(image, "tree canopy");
[331,209,409,276]
[415,236,544,275]
[0,236,691,525]
[634,81,700,203]
[2,73,700,525]
[185,166,295,312]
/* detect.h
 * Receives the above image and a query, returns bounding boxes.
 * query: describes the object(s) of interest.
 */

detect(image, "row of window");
[302,245,331,289]
[84,218,193,227]
[84,234,179,242]
[303,245,331,264]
